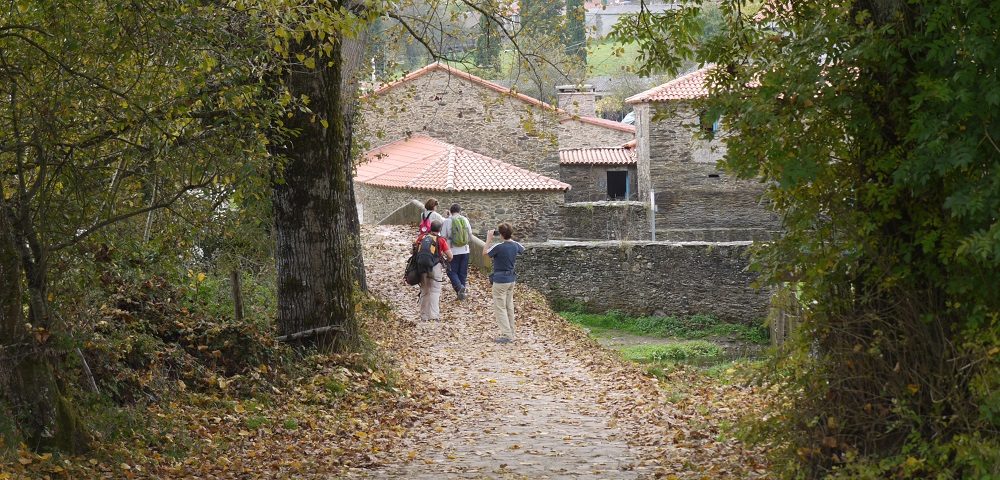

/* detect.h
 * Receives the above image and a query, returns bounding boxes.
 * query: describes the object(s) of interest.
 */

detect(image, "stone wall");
[561,164,639,202]
[636,102,781,237]
[557,91,596,117]
[556,202,649,241]
[361,69,561,179]
[356,184,565,242]
[516,240,768,324]
[557,118,634,150]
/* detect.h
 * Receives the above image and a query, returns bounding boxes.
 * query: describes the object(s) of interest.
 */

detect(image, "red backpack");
[418,211,433,234]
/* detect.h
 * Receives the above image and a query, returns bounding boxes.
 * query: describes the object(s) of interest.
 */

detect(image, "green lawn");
[559,309,770,345]
[441,39,642,80]
[585,40,642,77]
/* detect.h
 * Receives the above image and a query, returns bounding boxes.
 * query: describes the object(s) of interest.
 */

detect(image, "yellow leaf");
[320,119,329,129]
[907,383,920,394]
[303,57,316,69]
[196,272,206,283]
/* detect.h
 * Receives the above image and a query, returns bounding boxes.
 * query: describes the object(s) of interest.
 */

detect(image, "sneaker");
[457,287,466,300]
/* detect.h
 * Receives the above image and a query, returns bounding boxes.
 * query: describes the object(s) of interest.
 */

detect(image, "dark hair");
[498,223,513,240]
[424,198,438,211]
[430,220,443,233]
[449,203,461,214]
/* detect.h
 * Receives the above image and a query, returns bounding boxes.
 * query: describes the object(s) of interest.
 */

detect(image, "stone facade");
[560,164,639,202]
[516,240,768,324]
[555,202,649,241]
[360,69,561,180]
[355,184,564,241]
[557,118,634,150]
[635,102,780,239]
[557,90,597,117]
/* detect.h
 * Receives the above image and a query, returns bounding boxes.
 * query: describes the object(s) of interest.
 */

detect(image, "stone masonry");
[360,68,562,180]
[555,202,649,241]
[634,102,780,237]
[561,164,639,202]
[558,118,634,150]
[515,240,769,324]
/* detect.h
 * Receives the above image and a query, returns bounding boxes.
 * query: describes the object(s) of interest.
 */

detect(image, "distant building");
[586,1,680,38]
[626,66,780,241]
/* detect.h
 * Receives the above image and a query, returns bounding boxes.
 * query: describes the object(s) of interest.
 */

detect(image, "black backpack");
[415,234,441,271]
[404,234,441,286]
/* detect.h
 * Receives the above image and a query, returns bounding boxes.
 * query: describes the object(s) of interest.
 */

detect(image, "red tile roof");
[626,67,712,104]
[559,147,636,166]
[371,62,634,134]
[357,135,570,192]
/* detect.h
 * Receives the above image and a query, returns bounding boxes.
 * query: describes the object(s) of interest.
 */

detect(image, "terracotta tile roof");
[357,135,570,192]
[371,62,634,134]
[626,66,712,104]
[559,147,636,166]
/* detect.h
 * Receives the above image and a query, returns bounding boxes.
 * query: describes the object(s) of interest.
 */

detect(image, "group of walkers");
[412,198,524,344]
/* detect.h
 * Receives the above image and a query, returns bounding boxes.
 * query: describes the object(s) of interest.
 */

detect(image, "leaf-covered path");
[357,225,768,479]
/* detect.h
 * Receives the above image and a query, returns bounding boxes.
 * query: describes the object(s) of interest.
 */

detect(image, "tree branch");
[51,178,216,251]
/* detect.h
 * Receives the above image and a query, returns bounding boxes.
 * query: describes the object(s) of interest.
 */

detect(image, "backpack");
[414,234,441,278]
[418,212,433,235]
[449,215,469,248]
[403,254,421,285]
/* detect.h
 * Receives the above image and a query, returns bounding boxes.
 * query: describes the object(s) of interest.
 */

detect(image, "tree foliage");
[614,0,1000,476]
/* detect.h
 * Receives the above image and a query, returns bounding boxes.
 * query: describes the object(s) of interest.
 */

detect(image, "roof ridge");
[626,65,714,104]
[445,145,457,191]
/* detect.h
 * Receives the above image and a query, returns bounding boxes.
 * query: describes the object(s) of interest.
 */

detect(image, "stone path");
[356,226,661,479]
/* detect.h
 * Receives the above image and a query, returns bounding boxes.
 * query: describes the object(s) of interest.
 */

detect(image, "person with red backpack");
[419,198,445,235]
[415,220,452,321]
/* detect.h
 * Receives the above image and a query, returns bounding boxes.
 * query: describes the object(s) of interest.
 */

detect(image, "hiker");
[483,223,524,343]
[416,220,452,321]
[441,203,473,300]
[419,198,446,235]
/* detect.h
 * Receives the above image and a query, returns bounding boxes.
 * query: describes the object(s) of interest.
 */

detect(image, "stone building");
[359,62,634,186]
[559,144,638,202]
[626,67,780,241]
[354,135,570,241]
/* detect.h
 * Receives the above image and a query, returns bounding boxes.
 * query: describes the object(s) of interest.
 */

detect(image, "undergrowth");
[558,306,769,344]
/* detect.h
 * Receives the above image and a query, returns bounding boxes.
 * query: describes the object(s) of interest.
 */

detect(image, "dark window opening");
[607,171,628,199]
[699,110,721,134]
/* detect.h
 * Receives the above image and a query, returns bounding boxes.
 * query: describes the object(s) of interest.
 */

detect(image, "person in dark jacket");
[483,223,524,343]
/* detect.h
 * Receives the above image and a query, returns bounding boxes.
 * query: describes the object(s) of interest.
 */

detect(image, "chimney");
[556,84,597,118]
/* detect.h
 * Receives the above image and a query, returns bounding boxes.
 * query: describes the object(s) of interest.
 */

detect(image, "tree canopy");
[614,0,1000,476]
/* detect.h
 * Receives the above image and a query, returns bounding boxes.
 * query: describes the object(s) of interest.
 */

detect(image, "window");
[607,171,628,199]
[699,110,721,134]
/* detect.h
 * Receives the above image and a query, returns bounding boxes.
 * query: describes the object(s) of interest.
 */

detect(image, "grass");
[559,309,769,344]
[585,40,643,77]
[439,39,642,80]
[618,341,724,364]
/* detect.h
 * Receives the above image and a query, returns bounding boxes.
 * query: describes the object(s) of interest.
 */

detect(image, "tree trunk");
[270,23,368,351]
[0,200,89,452]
